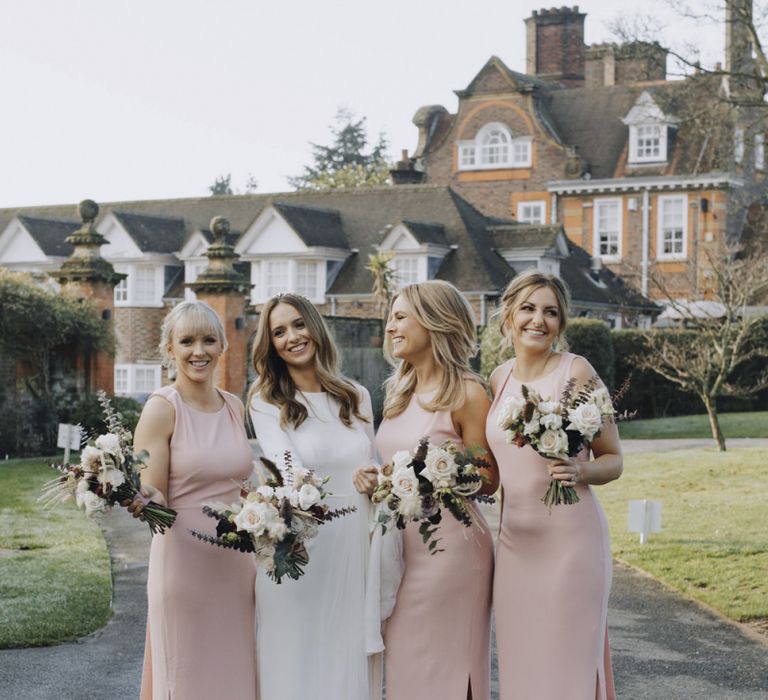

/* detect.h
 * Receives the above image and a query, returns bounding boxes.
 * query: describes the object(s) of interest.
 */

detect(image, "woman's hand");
[353,466,379,496]
[547,458,580,486]
[124,484,167,520]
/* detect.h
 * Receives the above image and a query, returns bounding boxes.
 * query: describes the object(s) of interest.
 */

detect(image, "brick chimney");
[725,0,760,99]
[390,150,425,185]
[525,6,586,87]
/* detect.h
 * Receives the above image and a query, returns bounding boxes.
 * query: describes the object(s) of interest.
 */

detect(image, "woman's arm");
[548,356,623,487]
[452,380,500,495]
[248,395,303,472]
[352,385,381,496]
[132,395,175,509]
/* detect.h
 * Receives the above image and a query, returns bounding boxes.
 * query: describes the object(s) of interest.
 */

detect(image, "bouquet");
[496,376,623,510]
[40,391,177,534]
[371,437,494,554]
[191,454,356,583]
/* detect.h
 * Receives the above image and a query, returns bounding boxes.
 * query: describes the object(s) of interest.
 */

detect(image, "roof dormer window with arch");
[623,91,677,166]
[458,122,532,171]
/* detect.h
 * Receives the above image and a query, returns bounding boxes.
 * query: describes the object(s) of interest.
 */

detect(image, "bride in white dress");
[248,293,379,700]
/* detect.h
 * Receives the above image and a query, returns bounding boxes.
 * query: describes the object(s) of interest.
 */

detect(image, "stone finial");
[187,215,251,296]
[79,199,99,224]
[210,215,230,239]
[56,199,124,286]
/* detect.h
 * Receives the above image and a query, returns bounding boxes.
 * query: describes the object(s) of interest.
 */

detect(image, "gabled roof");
[272,202,350,249]
[400,220,449,246]
[457,56,551,98]
[111,211,187,254]
[16,216,78,256]
[561,241,657,312]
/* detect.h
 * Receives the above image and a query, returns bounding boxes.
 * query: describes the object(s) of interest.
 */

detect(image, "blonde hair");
[383,280,482,419]
[498,270,571,352]
[159,301,227,374]
[248,294,367,429]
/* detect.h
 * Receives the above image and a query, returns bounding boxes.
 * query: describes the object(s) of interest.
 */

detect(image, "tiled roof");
[111,211,187,254]
[487,223,562,251]
[272,202,350,249]
[16,216,78,256]
[0,186,653,311]
[401,220,449,246]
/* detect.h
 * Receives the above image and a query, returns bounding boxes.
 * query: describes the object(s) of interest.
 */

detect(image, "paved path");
[1,439,767,699]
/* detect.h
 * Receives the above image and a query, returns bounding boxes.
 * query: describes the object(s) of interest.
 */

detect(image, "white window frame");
[629,124,668,164]
[657,195,688,260]
[593,198,622,262]
[517,200,546,224]
[114,364,162,396]
[457,122,532,171]
[250,258,324,304]
[755,133,765,170]
[393,255,420,287]
[735,127,745,164]
[113,264,164,307]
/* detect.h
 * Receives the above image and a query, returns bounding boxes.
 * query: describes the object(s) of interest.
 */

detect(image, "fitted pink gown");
[486,353,616,700]
[376,389,493,700]
[140,386,257,700]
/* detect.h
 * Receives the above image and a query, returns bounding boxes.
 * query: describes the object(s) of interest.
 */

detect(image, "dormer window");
[623,91,676,165]
[458,122,532,170]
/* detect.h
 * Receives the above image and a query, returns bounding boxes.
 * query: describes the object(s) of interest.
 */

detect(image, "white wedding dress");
[249,386,378,700]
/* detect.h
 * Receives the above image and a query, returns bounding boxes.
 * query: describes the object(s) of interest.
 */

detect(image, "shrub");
[565,319,615,389]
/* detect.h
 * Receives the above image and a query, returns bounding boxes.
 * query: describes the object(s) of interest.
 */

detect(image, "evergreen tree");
[289,109,390,190]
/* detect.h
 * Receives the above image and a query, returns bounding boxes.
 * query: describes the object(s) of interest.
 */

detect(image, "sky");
[0,0,727,208]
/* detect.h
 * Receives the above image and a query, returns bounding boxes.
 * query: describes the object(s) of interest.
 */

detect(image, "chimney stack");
[525,6,586,87]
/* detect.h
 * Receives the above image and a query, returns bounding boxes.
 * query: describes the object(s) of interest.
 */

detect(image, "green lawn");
[599,447,768,622]
[618,411,768,439]
[0,458,112,647]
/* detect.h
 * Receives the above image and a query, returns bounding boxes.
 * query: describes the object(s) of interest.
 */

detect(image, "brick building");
[402,3,766,303]
[0,185,652,400]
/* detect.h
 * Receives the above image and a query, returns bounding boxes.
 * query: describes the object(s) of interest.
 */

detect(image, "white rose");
[398,493,424,519]
[496,396,526,428]
[97,464,125,488]
[80,446,103,472]
[76,488,106,515]
[234,501,280,536]
[591,388,614,416]
[423,447,458,489]
[256,485,275,500]
[391,451,411,471]
[391,466,420,499]
[538,400,559,415]
[298,483,321,510]
[275,485,300,507]
[567,402,603,441]
[540,412,563,430]
[537,429,570,459]
[291,466,310,484]
[95,433,121,455]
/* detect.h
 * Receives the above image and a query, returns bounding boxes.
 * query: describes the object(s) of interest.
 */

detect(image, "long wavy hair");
[383,280,482,419]
[159,300,228,377]
[498,269,571,352]
[248,294,367,429]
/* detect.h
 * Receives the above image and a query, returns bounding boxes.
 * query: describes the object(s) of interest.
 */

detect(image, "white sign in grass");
[56,423,82,464]
[628,499,662,544]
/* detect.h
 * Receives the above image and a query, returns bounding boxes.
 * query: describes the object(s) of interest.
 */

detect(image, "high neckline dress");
[140,386,257,700]
[375,389,493,700]
[486,353,616,700]
[249,386,377,700]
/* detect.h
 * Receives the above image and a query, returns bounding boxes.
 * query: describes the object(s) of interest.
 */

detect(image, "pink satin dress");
[486,353,616,700]
[140,386,257,700]
[375,389,493,700]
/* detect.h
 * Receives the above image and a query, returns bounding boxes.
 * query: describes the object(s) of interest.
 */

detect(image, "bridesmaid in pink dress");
[129,301,257,700]
[356,280,499,700]
[485,270,622,700]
